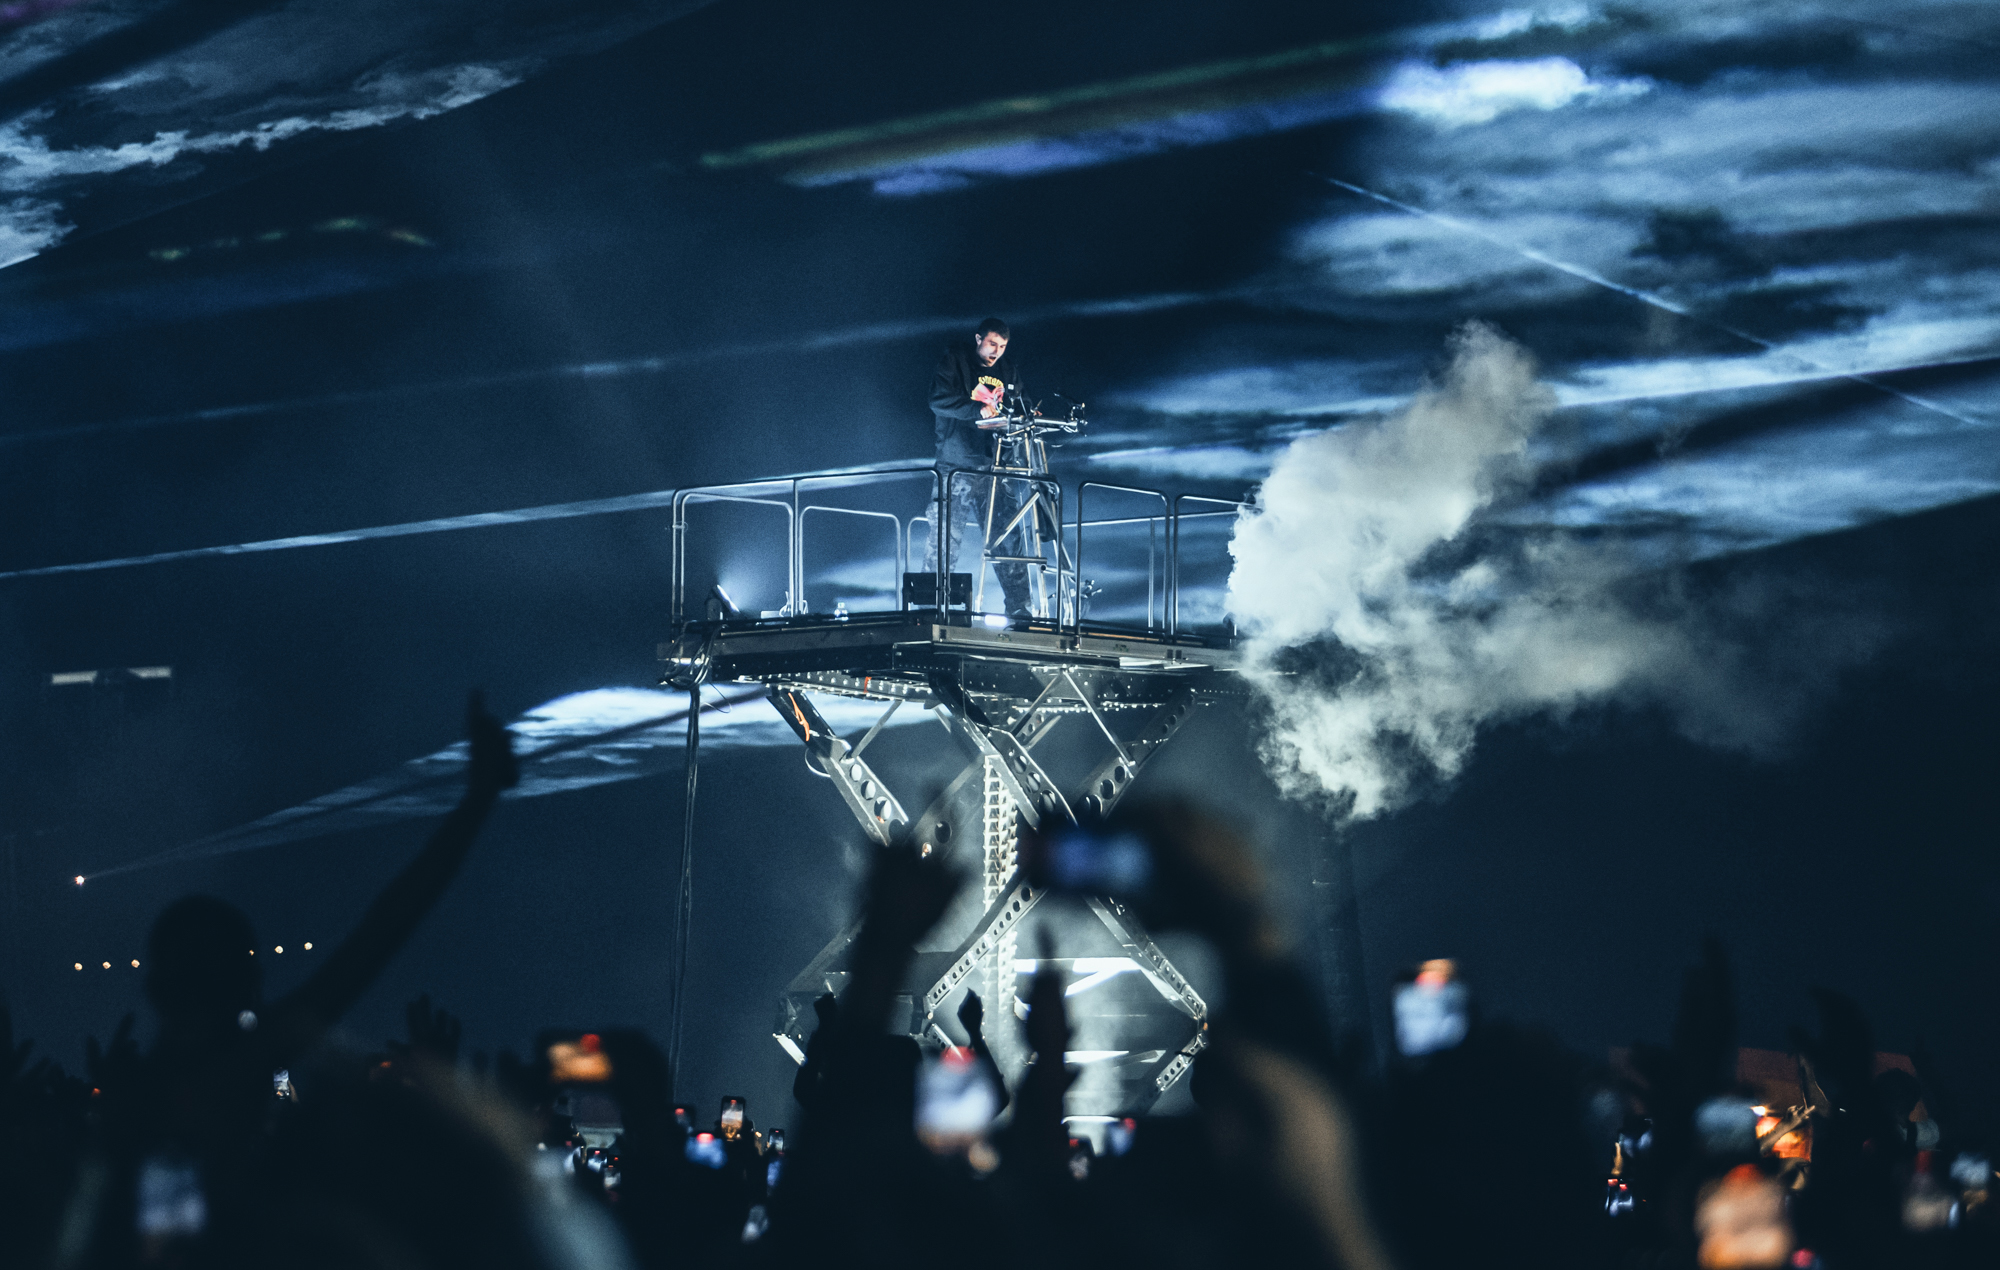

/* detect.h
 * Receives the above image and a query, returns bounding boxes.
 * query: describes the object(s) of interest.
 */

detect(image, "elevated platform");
[659,470,1250,1114]
[659,610,1239,699]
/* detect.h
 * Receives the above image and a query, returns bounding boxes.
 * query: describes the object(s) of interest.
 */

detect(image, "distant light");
[248,949,255,955]
[73,962,82,971]
[74,875,84,886]
[101,962,110,969]
[127,666,173,680]
[303,942,313,950]
[130,960,140,968]
[237,1010,258,1031]
[50,670,98,686]
[274,945,284,954]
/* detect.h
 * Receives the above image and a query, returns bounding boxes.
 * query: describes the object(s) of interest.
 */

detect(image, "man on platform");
[927,317,1033,616]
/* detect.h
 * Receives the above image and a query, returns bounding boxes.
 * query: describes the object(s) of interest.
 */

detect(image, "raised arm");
[275,692,518,1053]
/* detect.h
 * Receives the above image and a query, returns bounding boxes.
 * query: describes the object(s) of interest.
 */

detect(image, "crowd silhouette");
[2,695,1992,1269]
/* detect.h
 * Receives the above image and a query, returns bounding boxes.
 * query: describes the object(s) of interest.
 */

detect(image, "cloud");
[0,62,519,262]
[82,685,926,877]
[0,193,66,265]
[1226,324,1881,817]
[1375,56,1650,128]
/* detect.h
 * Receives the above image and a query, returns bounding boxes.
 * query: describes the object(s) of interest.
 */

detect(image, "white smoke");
[1226,323,1868,818]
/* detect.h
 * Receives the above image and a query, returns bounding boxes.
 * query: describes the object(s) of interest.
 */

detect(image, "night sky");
[2,0,1997,1131]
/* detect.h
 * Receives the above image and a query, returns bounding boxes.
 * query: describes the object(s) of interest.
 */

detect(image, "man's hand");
[957,989,985,1043]
[972,383,1003,419]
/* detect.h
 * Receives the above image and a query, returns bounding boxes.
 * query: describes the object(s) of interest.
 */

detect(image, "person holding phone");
[925,316,1033,616]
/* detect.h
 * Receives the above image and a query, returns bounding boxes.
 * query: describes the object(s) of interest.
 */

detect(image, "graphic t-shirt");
[929,343,1020,467]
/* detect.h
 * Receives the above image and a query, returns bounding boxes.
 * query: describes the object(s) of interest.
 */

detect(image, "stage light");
[303,942,312,950]
[74,876,84,886]
[274,945,283,954]
[73,962,82,971]
[101,961,110,969]
[131,960,140,968]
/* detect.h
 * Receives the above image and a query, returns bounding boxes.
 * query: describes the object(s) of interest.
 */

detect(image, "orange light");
[130,959,140,968]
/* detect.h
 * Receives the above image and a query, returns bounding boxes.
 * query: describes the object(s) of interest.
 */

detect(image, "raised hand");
[465,690,520,801]
[956,989,985,1043]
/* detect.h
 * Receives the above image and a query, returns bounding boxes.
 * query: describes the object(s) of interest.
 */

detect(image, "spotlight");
[706,584,742,621]
[101,962,110,969]
[130,960,140,968]
[73,962,82,971]
[73,876,84,886]
[275,946,283,954]
[303,942,313,950]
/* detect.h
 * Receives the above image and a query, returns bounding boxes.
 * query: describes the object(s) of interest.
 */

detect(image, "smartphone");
[1106,1117,1138,1157]
[685,1131,727,1169]
[546,1032,613,1083]
[916,1048,1000,1153]
[719,1095,747,1140]
[1392,959,1469,1057]
[1021,823,1153,898]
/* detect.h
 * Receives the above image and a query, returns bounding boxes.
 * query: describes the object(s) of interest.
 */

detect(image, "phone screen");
[548,1033,613,1083]
[1393,960,1469,1057]
[1027,826,1153,897]
[719,1095,747,1139]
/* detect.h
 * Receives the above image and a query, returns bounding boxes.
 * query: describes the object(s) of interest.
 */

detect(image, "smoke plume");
[1226,323,1870,817]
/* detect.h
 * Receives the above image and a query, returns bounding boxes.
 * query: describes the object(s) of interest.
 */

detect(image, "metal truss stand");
[976,422,1073,619]
[661,613,1240,1113]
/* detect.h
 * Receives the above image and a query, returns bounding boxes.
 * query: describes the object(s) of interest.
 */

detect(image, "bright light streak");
[1320,176,1987,429]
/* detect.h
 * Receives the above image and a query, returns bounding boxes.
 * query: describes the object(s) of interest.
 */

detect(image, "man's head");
[974,317,1010,366]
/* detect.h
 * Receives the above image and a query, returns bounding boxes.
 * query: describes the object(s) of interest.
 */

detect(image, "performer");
[926,316,1033,615]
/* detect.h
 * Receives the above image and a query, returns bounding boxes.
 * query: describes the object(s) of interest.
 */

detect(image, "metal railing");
[1073,482,1169,634]
[1168,494,1248,636]
[671,465,1247,638]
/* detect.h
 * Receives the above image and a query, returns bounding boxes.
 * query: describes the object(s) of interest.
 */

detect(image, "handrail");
[1076,482,1169,636]
[1168,494,1248,635]
[798,505,904,614]
[672,484,797,621]
[672,462,1248,636]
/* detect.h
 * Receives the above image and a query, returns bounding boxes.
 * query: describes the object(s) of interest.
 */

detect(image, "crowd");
[2,695,1993,1269]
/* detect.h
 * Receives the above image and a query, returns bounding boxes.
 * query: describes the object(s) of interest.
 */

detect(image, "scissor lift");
[661,466,1244,1113]
[661,611,1239,1111]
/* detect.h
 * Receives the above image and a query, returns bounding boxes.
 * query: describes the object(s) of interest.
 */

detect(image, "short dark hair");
[975,317,1010,340]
